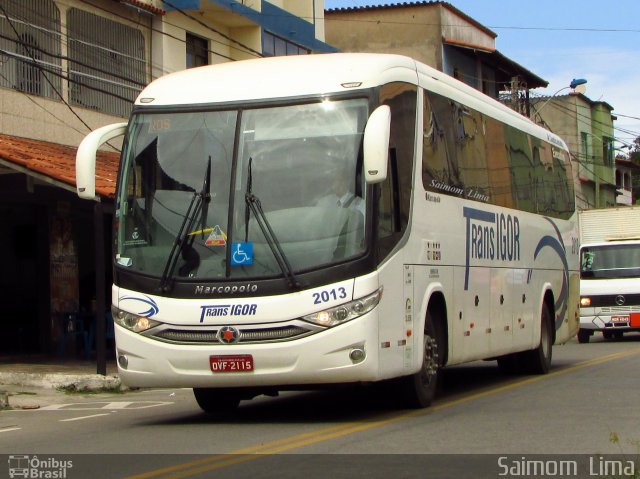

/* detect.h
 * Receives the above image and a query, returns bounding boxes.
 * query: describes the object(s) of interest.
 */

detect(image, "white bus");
[76,53,579,413]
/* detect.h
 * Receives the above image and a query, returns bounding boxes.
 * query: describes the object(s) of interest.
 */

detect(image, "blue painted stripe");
[163,0,200,9]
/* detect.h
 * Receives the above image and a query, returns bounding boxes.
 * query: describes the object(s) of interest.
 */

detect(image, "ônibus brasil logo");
[8,455,73,478]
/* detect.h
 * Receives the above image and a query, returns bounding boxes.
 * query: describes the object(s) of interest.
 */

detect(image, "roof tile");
[0,134,120,199]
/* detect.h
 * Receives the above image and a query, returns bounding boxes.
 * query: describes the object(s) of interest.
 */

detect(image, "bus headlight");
[112,306,160,333]
[580,296,591,307]
[302,288,382,327]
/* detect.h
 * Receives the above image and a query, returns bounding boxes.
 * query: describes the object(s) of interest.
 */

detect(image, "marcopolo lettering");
[200,303,258,322]
[194,283,258,295]
[463,206,520,290]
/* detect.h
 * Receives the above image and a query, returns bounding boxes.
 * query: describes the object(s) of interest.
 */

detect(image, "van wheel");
[522,304,553,374]
[193,388,241,414]
[401,310,442,408]
[577,329,590,344]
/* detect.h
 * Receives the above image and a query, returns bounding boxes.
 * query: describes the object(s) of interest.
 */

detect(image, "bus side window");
[376,82,416,261]
[422,90,462,194]
[505,125,534,212]
[378,149,400,239]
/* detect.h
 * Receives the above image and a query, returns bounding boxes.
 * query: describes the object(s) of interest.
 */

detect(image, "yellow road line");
[127,348,640,479]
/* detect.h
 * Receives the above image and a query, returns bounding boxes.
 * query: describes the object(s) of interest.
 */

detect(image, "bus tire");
[522,303,553,374]
[497,353,521,374]
[401,309,442,408]
[577,329,590,344]
[193,388,241,414]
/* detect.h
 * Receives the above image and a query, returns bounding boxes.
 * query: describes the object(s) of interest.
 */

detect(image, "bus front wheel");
[193,388,241,414]
[401,310,443,408]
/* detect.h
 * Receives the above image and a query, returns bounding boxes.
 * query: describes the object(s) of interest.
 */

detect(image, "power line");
[0,48,136,103]
[322,11,640,33]
[482,26,639,34]
[0,69,89,138]
[0,31,146,88]
[615,113,640,121]
[160,0,263,58]
[77,0,242,63]
[529,92,640,142]
[6,0,239,83]
[0,0,266,126]
[2,2,207,112]
[527,99,630,188]
[0,3,93,132]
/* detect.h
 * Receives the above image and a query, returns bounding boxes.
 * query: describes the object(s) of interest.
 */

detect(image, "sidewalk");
[0,357,121,410]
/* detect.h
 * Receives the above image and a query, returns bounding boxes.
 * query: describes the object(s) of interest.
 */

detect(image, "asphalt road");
[2,334,640,478]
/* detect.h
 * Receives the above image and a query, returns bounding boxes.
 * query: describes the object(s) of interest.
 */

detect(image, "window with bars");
[262,31,310,57]
[581,132,590,163]
[67,8,145,118]
[603,136,614,167]
[0,0,62,99]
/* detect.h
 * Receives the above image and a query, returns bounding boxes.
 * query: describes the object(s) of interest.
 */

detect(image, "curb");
[0,371,121,391]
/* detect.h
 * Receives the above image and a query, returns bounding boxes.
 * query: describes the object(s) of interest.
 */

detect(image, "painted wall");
[325,5,444,69]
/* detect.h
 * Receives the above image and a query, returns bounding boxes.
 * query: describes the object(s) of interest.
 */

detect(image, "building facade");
[615,157,640,205]
[1,0,334,148]
[0,0,332,359]
[324,1,547,115]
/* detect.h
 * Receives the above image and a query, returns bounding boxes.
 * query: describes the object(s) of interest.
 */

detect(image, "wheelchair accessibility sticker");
[231,242,253,266]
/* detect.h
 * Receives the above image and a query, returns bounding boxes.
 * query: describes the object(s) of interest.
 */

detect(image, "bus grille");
[149,324,316,344]
[601,306,634,313]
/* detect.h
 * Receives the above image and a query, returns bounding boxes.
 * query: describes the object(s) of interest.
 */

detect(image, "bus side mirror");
[363,105,391,184]
[76,122,128,199]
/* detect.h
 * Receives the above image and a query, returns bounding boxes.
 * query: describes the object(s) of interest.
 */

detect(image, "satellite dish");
[570,78,587,95]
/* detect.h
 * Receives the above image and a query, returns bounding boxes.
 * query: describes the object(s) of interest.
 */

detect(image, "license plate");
[209,355,254,373]
[611,315,630,324]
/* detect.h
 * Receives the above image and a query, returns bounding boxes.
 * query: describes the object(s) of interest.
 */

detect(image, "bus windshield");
[580,243,640,279]
[115,97,369,283]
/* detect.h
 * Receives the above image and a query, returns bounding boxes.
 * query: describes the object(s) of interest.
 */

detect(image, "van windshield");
[580,243,640,279]
[115,97,369,283]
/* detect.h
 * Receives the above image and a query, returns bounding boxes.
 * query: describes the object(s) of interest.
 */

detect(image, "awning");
[0,134,120,199]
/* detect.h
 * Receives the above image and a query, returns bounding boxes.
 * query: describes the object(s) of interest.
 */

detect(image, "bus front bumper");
[579,311,640,331]
[114,312,381,389]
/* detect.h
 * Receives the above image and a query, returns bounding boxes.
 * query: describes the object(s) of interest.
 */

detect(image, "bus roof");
[135,53,567,151]
[136,53,417,106]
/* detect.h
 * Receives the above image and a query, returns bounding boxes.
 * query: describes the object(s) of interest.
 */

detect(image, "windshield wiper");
[244,157,300,290]
[159,158,212,292]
